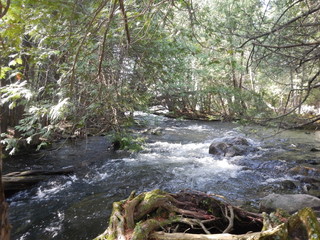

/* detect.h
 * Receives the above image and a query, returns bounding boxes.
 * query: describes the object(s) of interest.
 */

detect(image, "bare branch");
[69,0,110,95]
[240,4,320,48]
[0,0,10,19]
[253,41,320,49]
[271,0,303,29]
[265,70,320,123]
[97,0,118,78]
[119,0,130,45]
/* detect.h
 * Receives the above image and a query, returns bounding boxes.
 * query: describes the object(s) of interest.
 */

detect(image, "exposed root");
[94,190,320,240]
[223,206,234,233]
[94,189,263,240]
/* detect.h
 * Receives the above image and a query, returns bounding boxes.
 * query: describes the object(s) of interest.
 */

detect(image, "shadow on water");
[5,112,320,240]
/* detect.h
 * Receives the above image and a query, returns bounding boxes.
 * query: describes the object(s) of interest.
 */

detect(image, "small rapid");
[6,112,320,240]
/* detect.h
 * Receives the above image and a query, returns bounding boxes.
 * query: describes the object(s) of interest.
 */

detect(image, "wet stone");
[280,180,298,190]
[311,147,320,152]
[209,137,255,157]
[260,193,320,213]
[288,165,320,177]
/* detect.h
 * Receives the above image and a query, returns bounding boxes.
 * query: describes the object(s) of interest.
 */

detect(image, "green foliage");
[110,131,145,152]
[0,81,32,109]
[0,135,20,156]
[0,0,318,155]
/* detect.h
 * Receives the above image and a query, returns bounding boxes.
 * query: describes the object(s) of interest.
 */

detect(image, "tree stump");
[94,189,320,240]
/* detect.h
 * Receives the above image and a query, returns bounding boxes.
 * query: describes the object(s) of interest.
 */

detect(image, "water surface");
[6,113,320,239]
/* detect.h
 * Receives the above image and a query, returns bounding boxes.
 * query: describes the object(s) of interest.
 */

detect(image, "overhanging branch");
[253,41,320,49]
[240,4,320,48]
[0,0,10,19]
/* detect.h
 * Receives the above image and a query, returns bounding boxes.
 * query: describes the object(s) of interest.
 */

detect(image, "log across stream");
[3,168,74,197]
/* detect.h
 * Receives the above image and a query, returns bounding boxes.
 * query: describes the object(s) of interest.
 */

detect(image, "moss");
[297,208,320,240]
[131,220,151,240]
[260,208,320,240]
[144,189,167,201]
[134,189,170,220]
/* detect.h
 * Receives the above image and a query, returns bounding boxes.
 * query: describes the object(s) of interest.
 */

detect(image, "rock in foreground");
[260,193,320,213]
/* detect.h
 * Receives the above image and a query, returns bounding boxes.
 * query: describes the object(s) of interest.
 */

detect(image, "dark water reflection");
[5,112,320,239]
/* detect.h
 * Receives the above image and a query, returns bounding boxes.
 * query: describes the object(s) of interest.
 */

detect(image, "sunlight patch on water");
[147,141,210,155]
[171,124,211,132]
[133,111,169,124]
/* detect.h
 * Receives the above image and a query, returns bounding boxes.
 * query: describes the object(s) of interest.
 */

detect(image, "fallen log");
[94,189,320,240]
[3,168,74,196]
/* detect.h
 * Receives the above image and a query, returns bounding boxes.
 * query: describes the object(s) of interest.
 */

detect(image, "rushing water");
[5,112,320,240]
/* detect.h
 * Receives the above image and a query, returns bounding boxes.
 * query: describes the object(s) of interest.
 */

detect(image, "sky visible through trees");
[0,0,319,154]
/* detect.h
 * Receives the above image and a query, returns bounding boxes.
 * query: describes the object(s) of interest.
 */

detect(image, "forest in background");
[0,0,320,155]
[0,1,320,238]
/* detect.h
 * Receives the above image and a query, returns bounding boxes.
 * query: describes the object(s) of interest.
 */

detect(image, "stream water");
[5,112,320,240]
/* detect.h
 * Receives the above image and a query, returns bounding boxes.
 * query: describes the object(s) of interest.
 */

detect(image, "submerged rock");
[260,193,320,213]
[289,165,320,177]
[311,147,320,152]
[209,137,254,157]
[300,177,320,197]
[280,180,298,190]
[149,127,163,135]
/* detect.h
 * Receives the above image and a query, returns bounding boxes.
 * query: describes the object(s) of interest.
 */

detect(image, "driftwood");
[3,168,74,196]
[94,189,320,240]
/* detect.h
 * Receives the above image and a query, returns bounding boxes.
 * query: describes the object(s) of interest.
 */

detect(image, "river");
[5,112,320,239]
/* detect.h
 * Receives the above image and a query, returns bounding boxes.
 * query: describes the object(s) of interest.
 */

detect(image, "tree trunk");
[0,131,11,240]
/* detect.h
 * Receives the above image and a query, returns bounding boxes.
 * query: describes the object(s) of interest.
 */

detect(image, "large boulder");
[209,137,253,157]
[260,193,320,213]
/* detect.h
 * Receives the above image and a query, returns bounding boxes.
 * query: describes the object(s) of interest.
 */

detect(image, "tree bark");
[0,128,11,240]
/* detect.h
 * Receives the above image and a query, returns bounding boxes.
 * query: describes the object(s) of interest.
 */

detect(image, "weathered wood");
[150,231,268,240]
[3,168,74,196]
[4,168,74,177]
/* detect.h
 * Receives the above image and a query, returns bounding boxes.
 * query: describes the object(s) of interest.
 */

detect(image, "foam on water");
[264,176,295,184]
[120,140,241,182]
[32,175,77,200]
